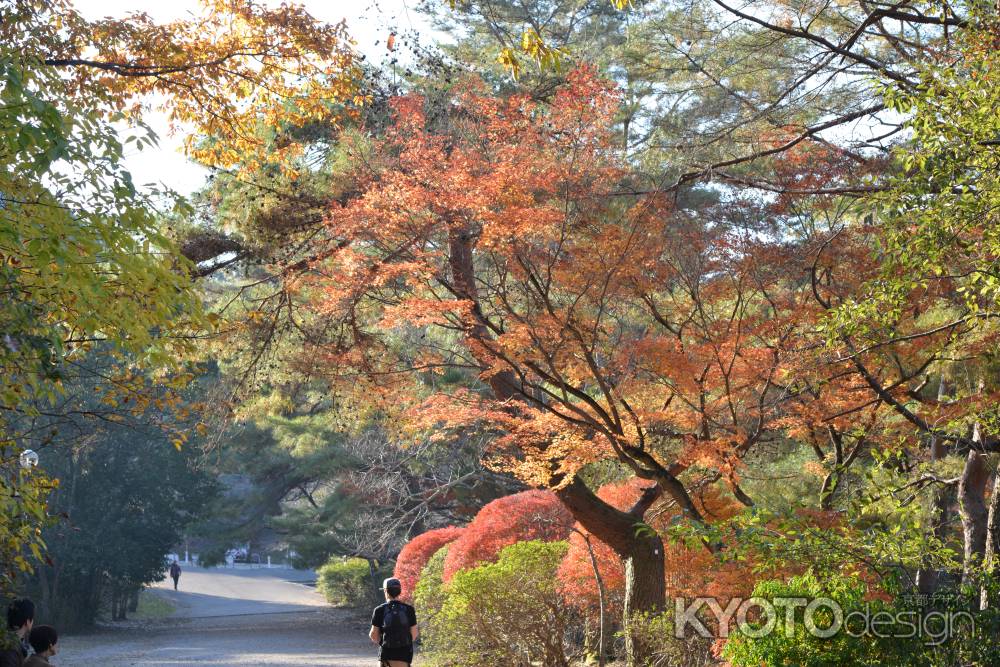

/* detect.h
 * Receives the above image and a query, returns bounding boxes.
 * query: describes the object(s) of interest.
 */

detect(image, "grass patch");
[131,589,175,620]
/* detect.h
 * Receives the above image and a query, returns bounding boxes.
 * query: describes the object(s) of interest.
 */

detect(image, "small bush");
[197,547,226,568]
[443,490,573,580]
[394,526,464,602]
[428,540,574,667]
[316,557,389,608]
[627,609,714,667]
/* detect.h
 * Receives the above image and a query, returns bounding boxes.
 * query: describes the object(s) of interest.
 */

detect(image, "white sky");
[72,0,438,194]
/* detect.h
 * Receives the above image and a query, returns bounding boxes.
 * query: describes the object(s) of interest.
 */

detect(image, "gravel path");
[57,568,392,666]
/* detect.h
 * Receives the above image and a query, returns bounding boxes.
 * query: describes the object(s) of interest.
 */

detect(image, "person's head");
[383,577,402,600]
[28,625,57,657]
[6,598,34,636]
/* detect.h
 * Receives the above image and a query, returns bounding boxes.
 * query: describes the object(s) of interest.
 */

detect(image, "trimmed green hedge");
[317,557,391,608]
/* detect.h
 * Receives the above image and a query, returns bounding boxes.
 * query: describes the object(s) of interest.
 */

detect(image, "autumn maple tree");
[250,67,852,663]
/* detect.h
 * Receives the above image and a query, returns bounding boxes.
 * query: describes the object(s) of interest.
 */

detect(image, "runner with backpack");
[368,577,418,667]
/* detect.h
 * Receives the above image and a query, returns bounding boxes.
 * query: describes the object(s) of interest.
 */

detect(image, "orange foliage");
[17,0,358,174]
[292,68,827,512]
[282,64,956,609]
[442,490,573,580]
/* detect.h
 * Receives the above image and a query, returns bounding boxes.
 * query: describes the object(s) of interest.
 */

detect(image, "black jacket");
[0,639,27,667]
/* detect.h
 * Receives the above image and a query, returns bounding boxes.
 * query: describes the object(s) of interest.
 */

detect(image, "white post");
[267,556,272,569]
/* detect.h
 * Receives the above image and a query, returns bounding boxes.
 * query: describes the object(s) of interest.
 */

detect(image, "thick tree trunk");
[958,450,989,587]
[557,478,665,666]
[622,534,667,662]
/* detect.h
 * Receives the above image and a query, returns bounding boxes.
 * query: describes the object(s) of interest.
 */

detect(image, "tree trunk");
[128,588,140,613]
[958,450,989,587]
[578,530,608,667]
[981,467,1000,609]
[557,478,665,666]
[367,557,382,605]
[819,472,837,511]
[449,226,669,665]
[622,535,666,663]
[917,432,953,593]
[37,564,52,621]
[110,589,120,621]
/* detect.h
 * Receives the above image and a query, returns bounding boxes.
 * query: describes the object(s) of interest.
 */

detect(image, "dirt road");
[58,568,385,666]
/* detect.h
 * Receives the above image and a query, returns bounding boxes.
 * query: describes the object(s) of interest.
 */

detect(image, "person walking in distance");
[1,598,34,667]
[169,561,181,591]
[369,577,417,667]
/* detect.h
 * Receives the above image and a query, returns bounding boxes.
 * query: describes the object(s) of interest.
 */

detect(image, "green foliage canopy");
[0,9,206,597]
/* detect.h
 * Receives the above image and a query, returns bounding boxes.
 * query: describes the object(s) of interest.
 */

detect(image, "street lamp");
[9,449,39,500]
[19,449,39,469]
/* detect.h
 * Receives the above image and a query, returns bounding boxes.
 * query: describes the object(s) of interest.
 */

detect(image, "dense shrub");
[394,526,464,602]
[627,609,715,667]
[723,572,1000,667]
[316,557,389,608]
[412,545,452,661]
[431,540,574,666]
[443,490,572,580]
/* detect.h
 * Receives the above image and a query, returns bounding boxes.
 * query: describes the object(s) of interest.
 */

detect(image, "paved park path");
[59,568,384,666]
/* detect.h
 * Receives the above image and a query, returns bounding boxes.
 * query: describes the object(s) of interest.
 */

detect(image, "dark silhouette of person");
[1,598,34,667]
[24,625,58,667]
[169,561,182,591]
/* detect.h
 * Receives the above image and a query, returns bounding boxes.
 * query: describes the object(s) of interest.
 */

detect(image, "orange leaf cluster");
[18,0,359,175]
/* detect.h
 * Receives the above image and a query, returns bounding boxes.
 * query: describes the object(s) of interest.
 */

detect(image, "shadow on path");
[59,568,390,666]
[60,609,379,666]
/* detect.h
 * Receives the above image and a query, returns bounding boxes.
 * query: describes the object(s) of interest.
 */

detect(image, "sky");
[72,0,438,194]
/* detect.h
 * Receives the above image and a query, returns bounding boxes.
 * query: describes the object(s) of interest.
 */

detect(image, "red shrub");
[442,489,573,580]
[393,526,465,602]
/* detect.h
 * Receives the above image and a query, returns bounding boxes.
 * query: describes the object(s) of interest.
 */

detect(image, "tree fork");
[448,223,675,664]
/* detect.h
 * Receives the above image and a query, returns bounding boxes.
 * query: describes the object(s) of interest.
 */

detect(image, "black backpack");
[380,601,412,649]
